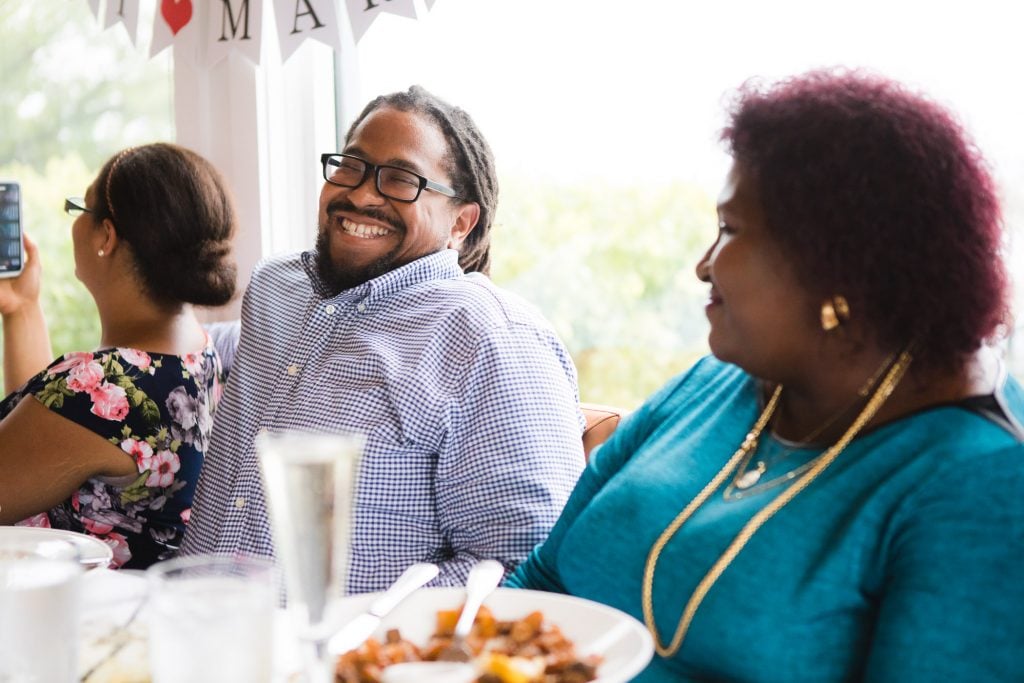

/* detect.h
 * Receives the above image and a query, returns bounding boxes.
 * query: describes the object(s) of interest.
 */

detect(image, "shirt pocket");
[281,352,403,445]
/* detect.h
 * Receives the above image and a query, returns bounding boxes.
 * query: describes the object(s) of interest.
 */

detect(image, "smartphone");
[0,180,24,278]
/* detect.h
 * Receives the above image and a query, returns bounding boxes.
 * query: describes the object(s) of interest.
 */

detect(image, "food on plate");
[335,605,601,683]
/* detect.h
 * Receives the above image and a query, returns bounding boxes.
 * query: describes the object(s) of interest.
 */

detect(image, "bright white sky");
[351,0,1024,196]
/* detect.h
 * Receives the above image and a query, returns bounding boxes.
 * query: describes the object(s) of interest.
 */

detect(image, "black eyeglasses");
[320,153,461,203]
[64,197,92,217]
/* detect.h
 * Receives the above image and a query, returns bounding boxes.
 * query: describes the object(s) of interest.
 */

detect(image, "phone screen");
[0,181,23,277]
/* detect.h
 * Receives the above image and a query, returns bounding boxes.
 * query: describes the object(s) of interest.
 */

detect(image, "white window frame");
[171,24,353,320]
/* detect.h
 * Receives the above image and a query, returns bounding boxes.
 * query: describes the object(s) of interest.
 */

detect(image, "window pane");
[350,0,1024,406]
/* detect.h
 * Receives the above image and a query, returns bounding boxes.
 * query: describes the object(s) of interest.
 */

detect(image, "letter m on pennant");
[219,0,252,41]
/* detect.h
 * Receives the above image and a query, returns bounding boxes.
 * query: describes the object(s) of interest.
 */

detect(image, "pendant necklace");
[723,353,897,500]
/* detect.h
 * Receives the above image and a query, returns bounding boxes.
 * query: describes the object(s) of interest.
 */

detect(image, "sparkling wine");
[257,431,364,631]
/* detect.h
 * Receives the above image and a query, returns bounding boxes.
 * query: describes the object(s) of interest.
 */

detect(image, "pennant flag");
[273,0,341,62]
[104,0,140,46]
[151,0,197,60]
[345,0,417,43]
[86,0,102,21]
[424,0,437,9]
[207,0,265,66]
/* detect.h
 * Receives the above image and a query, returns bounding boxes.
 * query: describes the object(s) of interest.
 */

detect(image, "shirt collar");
[301,249,464,303]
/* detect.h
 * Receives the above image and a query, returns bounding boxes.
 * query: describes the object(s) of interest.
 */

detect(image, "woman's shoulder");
[646,355,751,413]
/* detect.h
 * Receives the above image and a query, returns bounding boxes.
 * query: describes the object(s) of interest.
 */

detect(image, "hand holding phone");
[0,228,41,318]
[0,181,24,279]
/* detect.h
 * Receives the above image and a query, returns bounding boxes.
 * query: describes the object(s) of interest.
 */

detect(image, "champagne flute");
[257,429,365,683]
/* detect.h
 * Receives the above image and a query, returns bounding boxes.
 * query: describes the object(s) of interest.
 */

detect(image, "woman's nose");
[695,252,712,282]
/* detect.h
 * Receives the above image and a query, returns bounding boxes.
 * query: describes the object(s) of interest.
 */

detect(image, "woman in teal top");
[508,69,1024,681]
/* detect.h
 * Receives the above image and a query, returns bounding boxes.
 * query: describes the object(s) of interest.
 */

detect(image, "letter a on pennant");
[273,0,342,62]
[345,0,417,43]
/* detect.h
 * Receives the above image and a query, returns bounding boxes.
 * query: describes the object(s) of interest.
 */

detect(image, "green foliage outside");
[0,0,173,390]
[492,178,715,409]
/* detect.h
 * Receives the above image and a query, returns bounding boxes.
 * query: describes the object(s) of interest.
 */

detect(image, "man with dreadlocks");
[181,86,585,591]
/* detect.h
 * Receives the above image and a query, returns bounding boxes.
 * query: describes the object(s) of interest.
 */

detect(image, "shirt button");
[234,497,246,509]
[286,364,299,376]
[325,304,336,315]
[356,303,366,313]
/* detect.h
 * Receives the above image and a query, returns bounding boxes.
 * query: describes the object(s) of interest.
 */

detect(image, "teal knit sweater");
[508,357,1024,682]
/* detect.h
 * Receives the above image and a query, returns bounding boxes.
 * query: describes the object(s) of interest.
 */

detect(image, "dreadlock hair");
[344,85,498,275]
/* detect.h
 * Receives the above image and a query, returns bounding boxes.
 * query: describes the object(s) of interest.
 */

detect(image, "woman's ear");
[98,218,121,257]
[447,202,480,250]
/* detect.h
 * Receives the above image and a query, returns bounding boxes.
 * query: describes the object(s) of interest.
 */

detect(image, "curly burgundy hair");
[721,68,1010,374]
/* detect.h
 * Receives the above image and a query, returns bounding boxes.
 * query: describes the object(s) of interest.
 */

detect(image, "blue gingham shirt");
[181,249,586,592]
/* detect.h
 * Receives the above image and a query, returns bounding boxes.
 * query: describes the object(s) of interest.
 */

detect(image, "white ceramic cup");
[0,557,84,682]
[146,554,277,683]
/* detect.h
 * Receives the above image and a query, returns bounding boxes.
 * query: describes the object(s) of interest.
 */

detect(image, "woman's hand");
[2,233,52,394]
[0,233,42,317]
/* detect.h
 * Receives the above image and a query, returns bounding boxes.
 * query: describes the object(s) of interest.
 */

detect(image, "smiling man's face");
[315,106,478,294]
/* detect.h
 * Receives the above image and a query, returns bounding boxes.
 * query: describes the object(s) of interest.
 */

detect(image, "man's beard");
[315,200,405,296]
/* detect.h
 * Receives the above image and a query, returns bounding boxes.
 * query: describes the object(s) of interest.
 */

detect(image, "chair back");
[581,403,626,458]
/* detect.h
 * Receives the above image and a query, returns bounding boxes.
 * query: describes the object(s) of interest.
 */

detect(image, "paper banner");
[103,0,140,46]
[424,0,437,9]
[151,0,198,60]
[86,0,102,21]
[273,0,341,62]
[207,0,265,66]
[345,0,417,43]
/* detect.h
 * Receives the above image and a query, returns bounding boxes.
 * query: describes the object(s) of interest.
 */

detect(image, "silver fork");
[436,559,505,662]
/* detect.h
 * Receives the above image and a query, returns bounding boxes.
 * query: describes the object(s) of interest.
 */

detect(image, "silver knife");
[327,562,439,655]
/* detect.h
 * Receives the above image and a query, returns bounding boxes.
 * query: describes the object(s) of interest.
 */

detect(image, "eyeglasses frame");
[64,197,92,217]
[320,153,462,203]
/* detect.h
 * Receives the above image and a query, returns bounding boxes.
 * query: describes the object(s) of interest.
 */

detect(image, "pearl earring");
[97,249,105,257]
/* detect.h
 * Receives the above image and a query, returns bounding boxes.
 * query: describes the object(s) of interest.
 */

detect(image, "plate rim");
[0,526,113,569]
[334,585,654,682]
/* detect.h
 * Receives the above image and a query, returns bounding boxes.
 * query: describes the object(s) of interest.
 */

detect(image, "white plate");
[328,586,654,683]
[0,526,113,570]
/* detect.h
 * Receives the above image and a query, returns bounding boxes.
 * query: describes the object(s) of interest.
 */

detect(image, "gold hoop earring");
[97,249,105,257]
[820,296,850,331]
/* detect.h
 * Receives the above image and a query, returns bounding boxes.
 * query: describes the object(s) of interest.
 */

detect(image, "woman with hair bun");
[0,143,237,569]
[509,69,1024,681]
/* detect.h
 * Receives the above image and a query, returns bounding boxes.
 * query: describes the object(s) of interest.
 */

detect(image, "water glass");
[0,557,83,682]
[146,554,277,683]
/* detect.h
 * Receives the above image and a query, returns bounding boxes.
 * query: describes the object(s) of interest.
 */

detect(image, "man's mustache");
[325,199,403,232]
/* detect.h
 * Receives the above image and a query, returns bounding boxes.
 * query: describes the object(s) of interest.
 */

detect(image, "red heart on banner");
[161,0,193,36]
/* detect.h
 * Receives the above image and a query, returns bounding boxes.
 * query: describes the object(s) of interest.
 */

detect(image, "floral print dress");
[0,340,224,569]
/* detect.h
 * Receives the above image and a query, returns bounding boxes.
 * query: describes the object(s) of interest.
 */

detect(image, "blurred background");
[3,0,1022,407]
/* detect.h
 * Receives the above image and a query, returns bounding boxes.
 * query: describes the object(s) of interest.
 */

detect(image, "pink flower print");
[81,515,115,535]
[66,359,105,393]
[88,382,130,421]
[48,351,95,376]
[141,449,181,488]
[120,438,154,469]
[182,352,204,377]
[180,508,191,524]
[15,513,51,528]
[118,348,154,373]
[102,532,132,568]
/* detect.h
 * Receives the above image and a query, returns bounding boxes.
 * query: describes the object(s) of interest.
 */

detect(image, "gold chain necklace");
[723,353,897,500]
[641,349,913,658]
